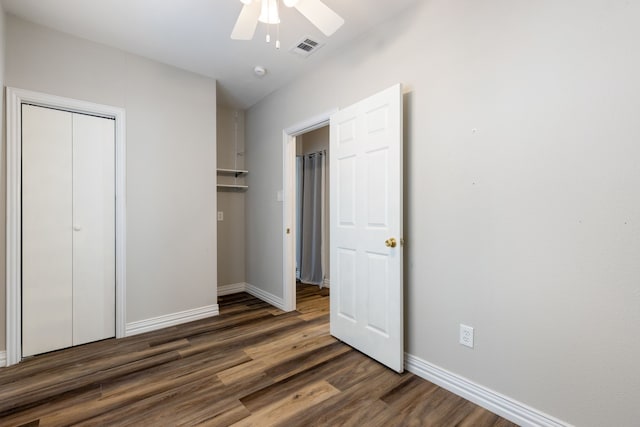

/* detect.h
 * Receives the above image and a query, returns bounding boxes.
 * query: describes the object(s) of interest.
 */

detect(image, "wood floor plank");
[380,374,440,411]
[239,351,359,413]
[196,402,252,427]
[276,397,394,427]
[145,310,277,348]
[0,385,101,427]
[231,380,341,427]
[0,341,187,413]
[243,322,330,360]
[455,405,502,426]
[267,354,407,427]
[386,387,472,426]
[33,357,223,426]
[297,309,329,321]
[177,313,305,359]
[263,340,352,384]
[82,384,238,427]
[218,334,343,386]
[0,284,518,427]
[323,350,395,391]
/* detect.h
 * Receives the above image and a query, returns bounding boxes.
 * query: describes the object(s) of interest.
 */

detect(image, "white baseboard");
[218,282,247,296]
[245,283,286,311]
[218,282,286,311]
[0,351,6,368]
[404,353,571,427]
[125,304,219,337]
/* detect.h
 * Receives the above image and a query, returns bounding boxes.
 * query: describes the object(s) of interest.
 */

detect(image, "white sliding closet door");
[22,105,74,357]
[22,104,115,357]
[72,114,116,346]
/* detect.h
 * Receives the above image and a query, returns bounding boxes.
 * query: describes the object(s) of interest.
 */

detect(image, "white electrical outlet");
[217,211,224,221]
[460,324,474,348]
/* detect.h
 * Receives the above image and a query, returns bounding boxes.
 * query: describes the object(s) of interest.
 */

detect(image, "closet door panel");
[22,105,74,357]
[72,113,116,345]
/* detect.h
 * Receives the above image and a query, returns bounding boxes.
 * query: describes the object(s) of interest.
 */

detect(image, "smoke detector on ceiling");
[290,36,324,57]
[254,65,267,77]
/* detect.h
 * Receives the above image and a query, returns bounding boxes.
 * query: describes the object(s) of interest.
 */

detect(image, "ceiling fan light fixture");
[231,0,343,47]
[258,0,281,24]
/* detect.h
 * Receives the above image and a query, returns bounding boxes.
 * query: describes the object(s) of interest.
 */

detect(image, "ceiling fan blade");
[231,1,261,40]
[294,0,344,36]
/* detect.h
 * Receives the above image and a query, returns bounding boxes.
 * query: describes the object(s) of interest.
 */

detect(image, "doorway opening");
[282,109,337,311]
[295,126,330,306]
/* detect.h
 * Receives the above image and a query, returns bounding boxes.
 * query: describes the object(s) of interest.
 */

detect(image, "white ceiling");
[1,0,420,109]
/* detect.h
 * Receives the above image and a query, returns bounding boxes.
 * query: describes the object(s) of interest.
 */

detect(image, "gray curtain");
[296,151,325,285]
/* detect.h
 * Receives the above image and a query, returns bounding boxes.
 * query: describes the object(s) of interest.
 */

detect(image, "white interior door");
[329,84,404,372]
[22,105,74,357]
[72,113,116,346]
[22,105,116,357]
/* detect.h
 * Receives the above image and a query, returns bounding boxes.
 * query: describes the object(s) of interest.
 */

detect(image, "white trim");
[218,282,248,296]
[0,351,6,368]
[282,131,297,312]
[404,353,572,427]
[125,305,219,337]
[5,87,127,366]
[283,110,337,136]
[245,283,286,311]
[282,109,337,312]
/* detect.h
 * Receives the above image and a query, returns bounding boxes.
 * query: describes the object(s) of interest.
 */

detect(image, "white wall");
[2,15,217,334]
[217,107,246,286]
[245,1,640,426]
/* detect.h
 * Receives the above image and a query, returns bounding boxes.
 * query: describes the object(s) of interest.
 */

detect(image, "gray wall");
[299,126,328,155]
[245,1,640,426]
[217,106,246,286]
[2,15,218,338]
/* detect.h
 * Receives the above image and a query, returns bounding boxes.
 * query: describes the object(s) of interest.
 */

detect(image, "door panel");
[72,113,116,345]
[366,252,389,335]
[330,84,403,372]
[22,105,74,357]
[366,148,389,226]
[337,248,357,321]
[22,106,116,357]
[337,156,356,226]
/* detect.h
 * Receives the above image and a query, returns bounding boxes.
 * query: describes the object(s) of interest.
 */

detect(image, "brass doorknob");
[385,237,397,248]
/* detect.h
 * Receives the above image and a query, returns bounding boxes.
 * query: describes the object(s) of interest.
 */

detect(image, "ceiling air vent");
[290,37,324,57]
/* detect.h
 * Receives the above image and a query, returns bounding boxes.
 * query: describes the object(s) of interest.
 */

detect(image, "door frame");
[5,87,127,366]
[282,109,337,311]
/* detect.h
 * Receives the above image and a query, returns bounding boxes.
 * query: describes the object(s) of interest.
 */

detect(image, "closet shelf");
[217,184,248,191]
[217,168,248,191]
[217,168,248,177]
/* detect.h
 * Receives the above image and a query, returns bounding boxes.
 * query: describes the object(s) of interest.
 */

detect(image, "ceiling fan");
[231,0,344,45]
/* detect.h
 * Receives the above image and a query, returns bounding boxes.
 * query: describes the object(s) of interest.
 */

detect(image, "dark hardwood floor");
[0,284,518,426]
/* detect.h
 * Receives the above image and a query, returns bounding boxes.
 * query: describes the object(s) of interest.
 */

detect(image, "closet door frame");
[5,87,127,366]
